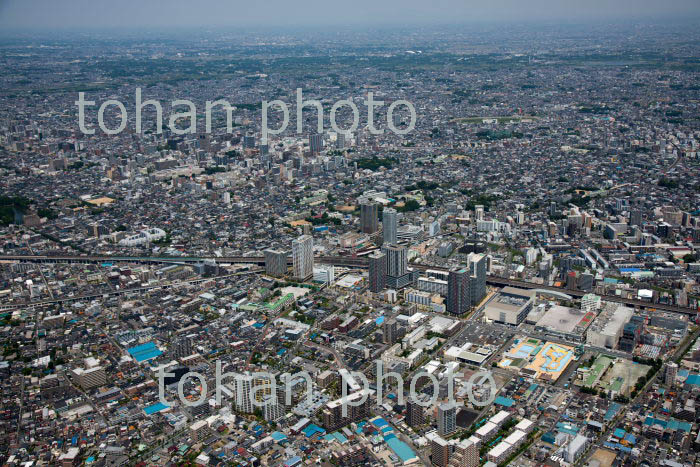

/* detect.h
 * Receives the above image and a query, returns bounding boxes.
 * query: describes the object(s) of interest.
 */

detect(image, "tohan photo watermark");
[156,360,496,417]
[75,87,417,144]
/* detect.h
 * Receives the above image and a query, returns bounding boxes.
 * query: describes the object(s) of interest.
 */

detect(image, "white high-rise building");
[292,235,314,280]
[438,401,457,436]
[383,208,398,245]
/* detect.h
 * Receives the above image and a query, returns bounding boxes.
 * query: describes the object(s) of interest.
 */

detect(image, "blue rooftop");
[686,374,700,386]
[270,431,288,442]
[495,396,514,407]
[556,422,580,436]
[302,424,326,438]
[372,417,389,428]
[604,402,621,421]
[324,432,348,444]
[144,402,169,415]
[127,342,162,362]
[386,437,417,462]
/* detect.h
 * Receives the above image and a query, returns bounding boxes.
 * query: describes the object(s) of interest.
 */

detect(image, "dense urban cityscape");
[1,7,700,467]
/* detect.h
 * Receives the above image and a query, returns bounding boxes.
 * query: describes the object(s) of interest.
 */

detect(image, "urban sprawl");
[1,23,700,467]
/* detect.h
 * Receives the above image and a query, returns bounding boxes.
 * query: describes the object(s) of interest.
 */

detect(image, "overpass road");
[1,254,697,316]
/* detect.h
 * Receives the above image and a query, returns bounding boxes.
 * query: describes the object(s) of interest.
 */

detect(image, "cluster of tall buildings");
[264,235,315,282]
[368,243,419,292]
[428,429,479,467]
[446,253,487,315]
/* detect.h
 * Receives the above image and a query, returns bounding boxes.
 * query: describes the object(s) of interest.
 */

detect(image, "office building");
[438,402,457,436]
[264,248,288,277]
[368,251,387,293]
[447,268,470,315]
[382,207,398,245]
[292,235,314,280]
[336,133,345,149]
[360,202,379,234]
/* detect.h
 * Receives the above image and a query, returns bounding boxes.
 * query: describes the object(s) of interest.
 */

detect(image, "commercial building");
[484,287,536,325]
[586,306,634,349]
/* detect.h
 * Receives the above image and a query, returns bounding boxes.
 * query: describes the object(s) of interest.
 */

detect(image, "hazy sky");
[1,0,699,30]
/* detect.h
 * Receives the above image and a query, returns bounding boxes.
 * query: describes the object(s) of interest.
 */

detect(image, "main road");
[0,254,696,316]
